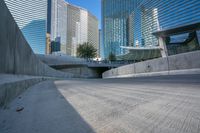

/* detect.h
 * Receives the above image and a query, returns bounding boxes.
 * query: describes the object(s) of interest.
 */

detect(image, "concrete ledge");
[0,75,47,108]
[103,69,200,79]
[169,68,200,75]
[103,51,200,79]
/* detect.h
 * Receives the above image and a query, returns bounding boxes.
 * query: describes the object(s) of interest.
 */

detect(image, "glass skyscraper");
[102,0,200,58]
[4,0,50,54]
[102,0,135,57]
[51,0,68,54]
[67,4,99,57]
[4,0,99,56]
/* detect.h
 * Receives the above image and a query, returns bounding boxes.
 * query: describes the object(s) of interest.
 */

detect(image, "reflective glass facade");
[51,0,68,53]
[67,4,99,57]
[102,0,135,57]
[166,31,200,55]
[4,0,49,54]
[5,0,99,56]
[102,0,200,58]
[88,13,99,57]
[99,29,103,58]
[66,4,81,56]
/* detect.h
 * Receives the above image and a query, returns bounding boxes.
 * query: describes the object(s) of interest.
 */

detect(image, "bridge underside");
[51,65,111,78]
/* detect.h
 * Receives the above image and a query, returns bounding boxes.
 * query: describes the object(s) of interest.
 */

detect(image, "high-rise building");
[102,0,135,58]
[4,0,51,54]
[102,0,200,58]
[66,4,99,57]
[99,29,103,58]
[88,13,99,58]
[4,0,99,57]
[51,0,68,54]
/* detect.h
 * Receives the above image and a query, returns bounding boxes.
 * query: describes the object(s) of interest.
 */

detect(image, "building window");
[166,32,200,55]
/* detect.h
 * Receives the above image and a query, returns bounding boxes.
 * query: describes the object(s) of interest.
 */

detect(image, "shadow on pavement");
[0,81,95,133]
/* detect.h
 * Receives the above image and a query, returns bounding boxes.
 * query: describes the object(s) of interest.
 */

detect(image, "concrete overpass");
[37,54,126,68]
[37,54,132,78]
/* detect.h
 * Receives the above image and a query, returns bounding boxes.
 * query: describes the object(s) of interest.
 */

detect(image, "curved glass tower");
[102,0,200,58]
[4,0,49,54]
[102,0,136,58]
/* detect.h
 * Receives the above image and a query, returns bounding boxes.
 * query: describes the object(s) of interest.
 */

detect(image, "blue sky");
[66,0,101,29]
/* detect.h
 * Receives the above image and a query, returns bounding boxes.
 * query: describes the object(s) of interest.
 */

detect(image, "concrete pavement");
[1,75,200,133]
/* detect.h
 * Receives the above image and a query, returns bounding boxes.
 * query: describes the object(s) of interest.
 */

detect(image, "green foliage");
[77,42,97,59]
[108,52,116,61]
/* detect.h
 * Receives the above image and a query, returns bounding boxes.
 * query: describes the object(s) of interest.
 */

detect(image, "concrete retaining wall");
[168,51,200,71]
[0,1,73,78]
[103,51,200,78]
[60,66,101,78]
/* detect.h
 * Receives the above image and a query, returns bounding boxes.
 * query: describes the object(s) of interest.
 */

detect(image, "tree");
[108,52,116,61]
[77,42,97,60]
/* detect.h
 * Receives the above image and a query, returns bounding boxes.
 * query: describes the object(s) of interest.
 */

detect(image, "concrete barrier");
[60,66,100,78]
[103,51,200,78]
[168,51,200,71]
[0,0,73,78]
[135,57,169,73]
[0,75,47,108]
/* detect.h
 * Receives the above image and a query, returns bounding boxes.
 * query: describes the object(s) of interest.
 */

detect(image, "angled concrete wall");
[134,57,169,74]
[60,66,100,78]
[168,51,200,71]
[0,1,73,78]
[103,51,200,78]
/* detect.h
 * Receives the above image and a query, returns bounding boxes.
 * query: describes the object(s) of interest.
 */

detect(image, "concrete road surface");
[1,75,200,133]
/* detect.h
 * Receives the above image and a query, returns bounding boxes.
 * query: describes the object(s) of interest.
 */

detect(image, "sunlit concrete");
[103,51,200,78]
[1,75,200,133]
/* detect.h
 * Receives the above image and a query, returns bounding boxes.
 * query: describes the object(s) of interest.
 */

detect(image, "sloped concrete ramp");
[1,75,200,133]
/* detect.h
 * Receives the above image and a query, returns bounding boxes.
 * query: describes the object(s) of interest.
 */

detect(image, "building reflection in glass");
[102,0,200,58]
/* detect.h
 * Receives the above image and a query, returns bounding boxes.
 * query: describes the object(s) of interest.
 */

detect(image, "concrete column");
[158,37,168,57]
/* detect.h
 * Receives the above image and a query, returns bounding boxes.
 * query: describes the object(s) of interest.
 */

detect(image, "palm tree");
[77,42,97,60]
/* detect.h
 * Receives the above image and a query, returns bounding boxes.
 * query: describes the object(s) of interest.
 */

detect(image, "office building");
[50,0,68,54]
[5,0,99,57]
[88,13,99,58]
[4,0,51,54]
[102,0,200,59]
[102,0,135,57]
[67,4,99,57]
[50,1,99,57]
[99,29,103,58]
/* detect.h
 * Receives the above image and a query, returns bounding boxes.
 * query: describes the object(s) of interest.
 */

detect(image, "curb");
[0,78,46,108]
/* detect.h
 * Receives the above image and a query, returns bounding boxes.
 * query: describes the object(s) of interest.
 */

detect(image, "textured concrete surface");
[103,51,200,78]
[60,66,100,78]
[168,51,200,71]
[0,74,39,85]
[0,0,72,78]
[1,75,200,133]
